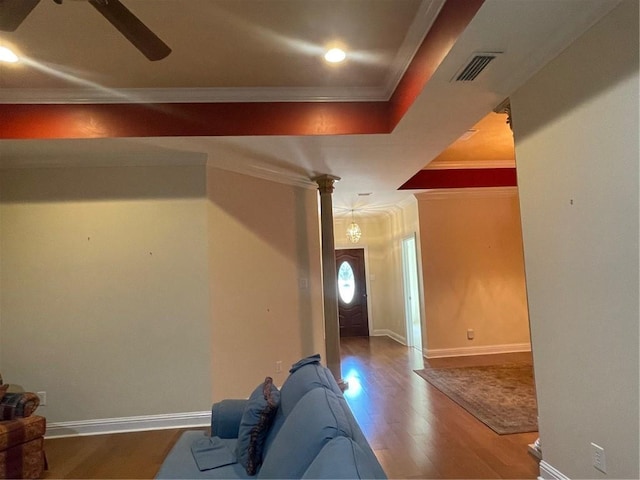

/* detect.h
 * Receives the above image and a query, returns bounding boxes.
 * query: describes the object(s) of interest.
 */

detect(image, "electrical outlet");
[467,329,475,340]
[591,442,607,473]
[275,361,282,373]
[37,391,47,406]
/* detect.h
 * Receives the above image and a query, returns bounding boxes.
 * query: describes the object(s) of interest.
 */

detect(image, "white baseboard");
[46,411,210,439]
[539,460,570,480]
[425,343,531,359]
[372,329,407,345]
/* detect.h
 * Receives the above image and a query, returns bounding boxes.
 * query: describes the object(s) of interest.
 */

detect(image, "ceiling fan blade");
[0,0,40,32]
[88,0,171,61]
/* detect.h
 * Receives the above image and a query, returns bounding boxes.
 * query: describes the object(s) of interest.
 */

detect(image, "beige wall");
[333,199,422,343]
[0,164,326,424]
[207,168,325,399]
[417,188,530,356]
[511,1,639,477]
[0,165,212,423]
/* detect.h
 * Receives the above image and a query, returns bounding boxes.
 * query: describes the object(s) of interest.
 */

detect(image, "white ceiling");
[0,0,621,215]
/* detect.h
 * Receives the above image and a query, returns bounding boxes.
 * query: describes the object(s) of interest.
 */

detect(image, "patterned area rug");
[414,363,538,435]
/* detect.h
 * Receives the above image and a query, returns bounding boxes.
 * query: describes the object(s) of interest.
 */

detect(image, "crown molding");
[206,159,316,190]
[425,159,515,169]
[0,152,207,169]
[0,86,389,104]
[332,194,417,219]
[383,0,447,96]
[415,186,519,201]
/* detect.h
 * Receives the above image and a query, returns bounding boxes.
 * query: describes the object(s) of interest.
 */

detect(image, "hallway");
[340,335,539,479]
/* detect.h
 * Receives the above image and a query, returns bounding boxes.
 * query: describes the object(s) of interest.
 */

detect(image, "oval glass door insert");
[338,261,356,304]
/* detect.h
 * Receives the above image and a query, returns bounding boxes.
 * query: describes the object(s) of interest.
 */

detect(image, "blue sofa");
[156,355,386,479]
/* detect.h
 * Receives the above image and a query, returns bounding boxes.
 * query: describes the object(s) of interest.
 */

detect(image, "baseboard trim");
[539,460,570,480]
[372,329,407,345]
[46,411,210,439]
[425,343,531,359]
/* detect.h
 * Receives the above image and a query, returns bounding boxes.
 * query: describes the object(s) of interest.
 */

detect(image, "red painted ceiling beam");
[0,0,483,140]
[399,168,517,190]
[0,101,390,139]
[388,0,485,130]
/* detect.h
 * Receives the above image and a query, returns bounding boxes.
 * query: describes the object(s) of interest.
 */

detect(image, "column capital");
[493,98,513,131]
[313,174,341,194]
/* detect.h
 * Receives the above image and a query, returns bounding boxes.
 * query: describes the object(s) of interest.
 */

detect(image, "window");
[338,261,355,303]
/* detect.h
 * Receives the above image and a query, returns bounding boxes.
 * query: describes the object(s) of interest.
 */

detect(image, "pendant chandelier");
[346,210,361,243]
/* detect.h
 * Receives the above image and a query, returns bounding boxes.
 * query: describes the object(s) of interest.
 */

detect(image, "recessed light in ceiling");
[358,192,372,196]
[324,48,346,63]
[0,46,18,63]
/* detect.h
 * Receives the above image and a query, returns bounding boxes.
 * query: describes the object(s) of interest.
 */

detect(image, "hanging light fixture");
[346,210,361,243]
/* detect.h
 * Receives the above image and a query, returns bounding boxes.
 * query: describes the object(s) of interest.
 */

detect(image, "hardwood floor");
[43,336,539,479]
[340,336,539,479]
[44,428,207,479]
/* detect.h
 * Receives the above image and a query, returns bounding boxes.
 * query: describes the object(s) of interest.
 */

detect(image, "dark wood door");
[336,249,369,337]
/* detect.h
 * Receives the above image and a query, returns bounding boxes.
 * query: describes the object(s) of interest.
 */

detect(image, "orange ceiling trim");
[388,0,485,129]
[0,102,390,139]
[0,0,483,140]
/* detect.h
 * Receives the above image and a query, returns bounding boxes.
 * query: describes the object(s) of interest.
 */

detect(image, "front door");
[335,249,369,337]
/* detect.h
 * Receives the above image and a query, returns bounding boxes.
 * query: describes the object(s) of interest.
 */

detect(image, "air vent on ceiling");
[452,52,502,82]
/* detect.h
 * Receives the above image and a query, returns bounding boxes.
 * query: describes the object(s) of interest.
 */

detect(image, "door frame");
[401,233,423,350]
[335,245,373,337]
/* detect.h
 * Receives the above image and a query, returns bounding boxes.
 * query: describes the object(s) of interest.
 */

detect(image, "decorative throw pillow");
[236,377,281,475]
[0,391,40,420]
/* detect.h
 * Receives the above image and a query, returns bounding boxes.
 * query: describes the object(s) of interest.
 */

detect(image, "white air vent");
[452,52,502,82]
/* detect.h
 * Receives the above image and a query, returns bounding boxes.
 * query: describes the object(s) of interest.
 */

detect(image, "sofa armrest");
[0,392,40,420]
[211,399,247,439]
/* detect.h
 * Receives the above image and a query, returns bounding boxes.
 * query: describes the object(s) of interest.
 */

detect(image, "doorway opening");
[401,234,422,353]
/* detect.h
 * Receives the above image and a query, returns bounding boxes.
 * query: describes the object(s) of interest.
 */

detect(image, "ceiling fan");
[0,0,171,61]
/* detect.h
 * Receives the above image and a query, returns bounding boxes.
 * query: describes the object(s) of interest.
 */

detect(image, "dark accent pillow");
[236,377,281,475]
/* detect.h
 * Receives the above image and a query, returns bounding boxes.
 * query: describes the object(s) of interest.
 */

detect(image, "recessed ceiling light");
[0,46,18,63]
[358,192,372,196]
[324,48,346,63]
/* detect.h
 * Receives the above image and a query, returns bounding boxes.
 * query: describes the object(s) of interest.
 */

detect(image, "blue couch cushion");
[156,431,251,479]
[278,361,342,417]
[211,399,247,438]
[258,388,351,479]
[288,353,321,373]
[301,436,386,479]
[335,395,387,478]
[236,377,281,475]
[191,436,236,471]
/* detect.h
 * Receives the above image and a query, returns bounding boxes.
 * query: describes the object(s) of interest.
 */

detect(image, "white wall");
[0,165,212,423]
[207,168,325,399]
[511,1,639,477]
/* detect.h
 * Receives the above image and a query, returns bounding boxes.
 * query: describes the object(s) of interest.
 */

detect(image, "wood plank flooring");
[340,336,539,479]
[43,336,539,479]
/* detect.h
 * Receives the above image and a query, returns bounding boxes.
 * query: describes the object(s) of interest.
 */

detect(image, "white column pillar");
[313,174,346,389]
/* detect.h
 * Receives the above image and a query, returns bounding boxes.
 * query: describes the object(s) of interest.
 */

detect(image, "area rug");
[414,363,538,434]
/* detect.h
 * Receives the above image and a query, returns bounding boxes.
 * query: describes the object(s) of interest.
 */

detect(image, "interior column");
[313,174,346,390]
